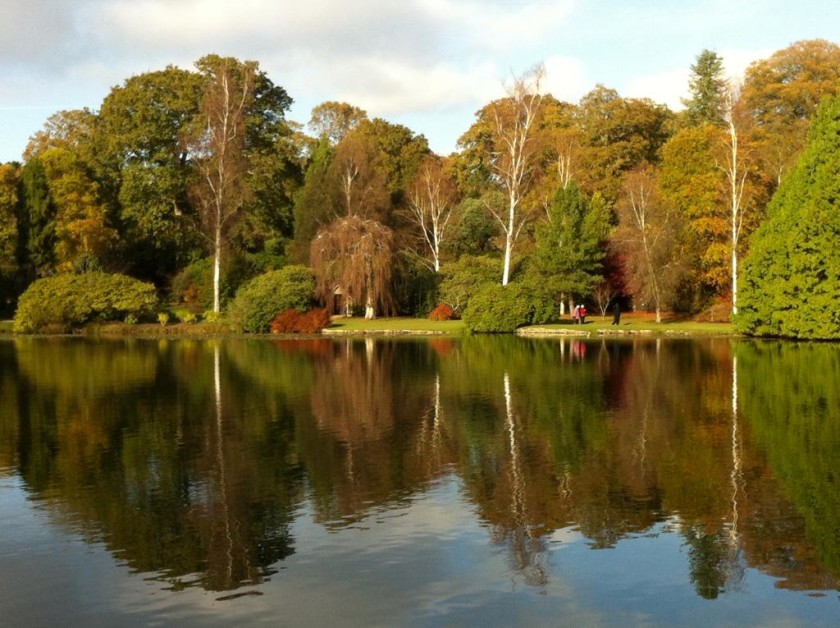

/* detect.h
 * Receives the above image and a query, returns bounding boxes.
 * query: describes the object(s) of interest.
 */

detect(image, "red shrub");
[428,303,456,321]
[297,308,332,333]
[270,309,302,333]
[270,308,332,334]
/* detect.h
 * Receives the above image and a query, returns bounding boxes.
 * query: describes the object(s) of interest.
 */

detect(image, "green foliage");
[438,255,500,312]
[228,265,315,333]
[529,184,611,303]
[445,197,500,257]
[13,272,157,333]
[736,95,840,339]
[462,282,550,333]
[681,49,727,127]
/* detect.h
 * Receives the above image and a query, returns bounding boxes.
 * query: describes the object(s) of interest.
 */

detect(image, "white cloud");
[543,55,589,103]
[624,69,689,110]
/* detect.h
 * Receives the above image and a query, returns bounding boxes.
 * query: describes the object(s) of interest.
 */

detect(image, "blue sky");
[2,0,839,162]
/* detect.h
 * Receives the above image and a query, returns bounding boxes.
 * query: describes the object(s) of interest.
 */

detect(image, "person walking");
[573,304,580,324]
[580,305,587,324]
[612,302,621,325]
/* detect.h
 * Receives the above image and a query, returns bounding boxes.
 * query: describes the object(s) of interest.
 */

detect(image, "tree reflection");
[1,335,839,597]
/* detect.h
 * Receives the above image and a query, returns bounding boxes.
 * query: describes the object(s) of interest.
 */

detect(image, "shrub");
[13,272,157,333]
[428,303,456,321]
[462,283,538,333]
[270,308,331,334]
[438,255,500,313]
[270,309,301,333]
[228,265,316,333]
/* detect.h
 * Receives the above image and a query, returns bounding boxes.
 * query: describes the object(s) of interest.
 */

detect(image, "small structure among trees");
[310,215,397,319]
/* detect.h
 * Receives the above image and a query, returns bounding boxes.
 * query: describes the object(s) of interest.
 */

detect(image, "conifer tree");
[682,50,727,127]
[736,95,840,339]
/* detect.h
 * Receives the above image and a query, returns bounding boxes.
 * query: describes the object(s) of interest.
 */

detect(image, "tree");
[0,163,20,305]
[185,55,297,313]
[308,101,367,145]
[659,124,725,302]
[39,148,116,271]
[97,65,205,280]
[682,50,727,127]
[736,94,840,339]
[723,83,747,316]
[310,215,397,318]
[574,85,674,202]
[615,167,685,322]
[329,130,390,220]
[485,64,546,285]
[17,157,56,277]
[529,183,611,310]
[23,108,98,164]
[742,39,840,184]
[405,155,459,272]
[187,57,256,313]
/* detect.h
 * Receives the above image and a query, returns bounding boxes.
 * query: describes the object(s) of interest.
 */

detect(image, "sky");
[2,0,840,163]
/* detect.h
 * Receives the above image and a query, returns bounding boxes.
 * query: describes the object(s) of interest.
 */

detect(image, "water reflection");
[0,335,839,603]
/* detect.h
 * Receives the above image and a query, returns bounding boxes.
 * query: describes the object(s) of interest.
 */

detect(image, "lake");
[0,335,838,626]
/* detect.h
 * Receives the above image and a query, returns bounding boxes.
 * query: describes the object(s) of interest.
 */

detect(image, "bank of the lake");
[0,314,737,338]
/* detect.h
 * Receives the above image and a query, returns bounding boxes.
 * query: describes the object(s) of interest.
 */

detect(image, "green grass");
[526,313,735,335]
[323,314,734,336]
[325,316,465,334]
[0,320,13,334]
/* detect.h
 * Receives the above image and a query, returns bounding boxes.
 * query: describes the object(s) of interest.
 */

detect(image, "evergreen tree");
[682,50,727,127]
[529,183,611,306]
[736,95,840,339]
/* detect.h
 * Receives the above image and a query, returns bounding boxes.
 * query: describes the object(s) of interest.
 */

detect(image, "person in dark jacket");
[612,302,621,325]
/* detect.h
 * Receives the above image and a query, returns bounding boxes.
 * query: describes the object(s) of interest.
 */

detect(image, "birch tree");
[723,82,748,316]
[489,64,545,285]
[405,156,458,272]
[616,167,684,323]
[189,58,254,313]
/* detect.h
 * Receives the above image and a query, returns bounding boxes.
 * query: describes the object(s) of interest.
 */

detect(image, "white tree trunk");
[213,223,222,313]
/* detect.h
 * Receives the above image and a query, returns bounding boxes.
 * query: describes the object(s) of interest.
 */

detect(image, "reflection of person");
[612,302,621,325]
[573,304,580,324]
[580,305,587,324]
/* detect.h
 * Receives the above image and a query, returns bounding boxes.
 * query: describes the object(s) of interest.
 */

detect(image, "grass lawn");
[325,316,466,334]
[527,311,735,335]
[0,320,13,334]
[323,313,734,336]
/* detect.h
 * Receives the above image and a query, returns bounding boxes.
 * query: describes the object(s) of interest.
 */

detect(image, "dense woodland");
[1,41,839,337]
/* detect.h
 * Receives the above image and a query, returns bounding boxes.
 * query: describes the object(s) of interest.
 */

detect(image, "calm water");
[0,335,838,626]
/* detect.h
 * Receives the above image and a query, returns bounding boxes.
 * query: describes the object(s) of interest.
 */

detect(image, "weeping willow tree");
[310,215,397,318]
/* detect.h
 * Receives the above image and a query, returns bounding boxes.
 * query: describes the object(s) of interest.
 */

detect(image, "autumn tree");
[405,155,459,272]
[615,167,685,322]
[23,108,98,164]
[742,39,840,184]
[310,215,397,319]
[659,125,724,305]
[40,147,116,271]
